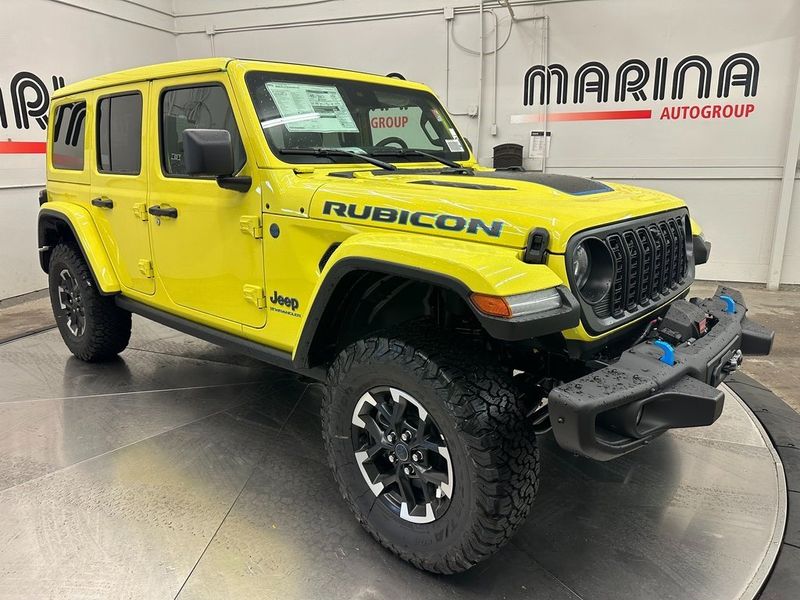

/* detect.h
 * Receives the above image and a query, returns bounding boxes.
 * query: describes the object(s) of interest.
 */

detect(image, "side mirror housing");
[182,128,251,192]
[182,129,235,176]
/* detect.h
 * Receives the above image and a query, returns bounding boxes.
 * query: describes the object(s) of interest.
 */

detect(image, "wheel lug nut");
[389,453,396,463]
[387,432,395,443]
[401,431,410,442]
[412,451,422,462]
[403,466,413,476]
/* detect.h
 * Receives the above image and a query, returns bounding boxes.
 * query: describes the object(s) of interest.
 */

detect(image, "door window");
[160,85,245,176]
[96,93,142,174]
[52,101,86,170]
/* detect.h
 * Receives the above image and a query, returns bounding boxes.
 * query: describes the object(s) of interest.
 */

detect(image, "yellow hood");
[307,169,687,253]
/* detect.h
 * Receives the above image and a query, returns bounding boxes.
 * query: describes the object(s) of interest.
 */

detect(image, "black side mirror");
[183,129,234,176]
[182,129,251,192]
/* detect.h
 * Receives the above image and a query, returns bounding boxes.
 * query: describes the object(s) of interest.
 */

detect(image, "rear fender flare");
[38,203,120,294]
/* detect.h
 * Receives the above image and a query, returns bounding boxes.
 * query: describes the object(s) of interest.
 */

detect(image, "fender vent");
[319,243,341,272]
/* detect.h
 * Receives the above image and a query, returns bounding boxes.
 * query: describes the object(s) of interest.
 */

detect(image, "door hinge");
[239,215,263,239]
[138,259,154,278]
[243,284,266,309]
[133,202,148,221]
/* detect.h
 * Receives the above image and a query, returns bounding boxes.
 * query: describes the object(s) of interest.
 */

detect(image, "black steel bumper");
[549,286,774,461]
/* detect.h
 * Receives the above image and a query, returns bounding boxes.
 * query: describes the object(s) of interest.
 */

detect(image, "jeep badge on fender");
[270,290,300,313]
[38,57,773,575]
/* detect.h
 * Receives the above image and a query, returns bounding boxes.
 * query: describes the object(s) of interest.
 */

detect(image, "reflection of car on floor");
[37,58,774,573]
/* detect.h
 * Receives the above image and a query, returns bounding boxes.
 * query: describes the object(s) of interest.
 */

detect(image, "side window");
[97,93,142,174]
[52,101,86,170]
[160,85,245,176]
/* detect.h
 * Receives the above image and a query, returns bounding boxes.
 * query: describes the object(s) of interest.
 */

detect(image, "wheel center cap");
[394,443,410,461]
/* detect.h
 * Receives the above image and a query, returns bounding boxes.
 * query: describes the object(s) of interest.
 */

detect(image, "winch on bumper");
[549,286,774,461]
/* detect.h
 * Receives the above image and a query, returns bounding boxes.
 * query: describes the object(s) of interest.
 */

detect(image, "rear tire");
[322,326,540,573]
[48,243,131,362]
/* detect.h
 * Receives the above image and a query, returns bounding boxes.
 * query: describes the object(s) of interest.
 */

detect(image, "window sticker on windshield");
[445,138,464,152]
[338,146,367,154]
[264,82,359,133]
[431,108,444,122]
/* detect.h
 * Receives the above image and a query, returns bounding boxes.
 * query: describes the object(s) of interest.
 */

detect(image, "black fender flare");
[292,257,579,370]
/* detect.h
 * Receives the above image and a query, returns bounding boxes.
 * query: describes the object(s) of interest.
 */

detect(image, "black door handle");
[148,205,178,219]
[91,197,114,209]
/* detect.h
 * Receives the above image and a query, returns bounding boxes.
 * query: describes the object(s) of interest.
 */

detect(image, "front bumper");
[549,286,774,461]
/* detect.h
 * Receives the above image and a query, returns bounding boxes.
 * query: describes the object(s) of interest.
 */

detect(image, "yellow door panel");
[89,83,154,295]
[147,74,266,328]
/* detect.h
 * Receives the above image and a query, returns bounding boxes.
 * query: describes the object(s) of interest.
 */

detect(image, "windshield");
[245,71,470,165]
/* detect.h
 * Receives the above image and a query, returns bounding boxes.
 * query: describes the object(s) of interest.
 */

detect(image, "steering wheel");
[375,137,408,150]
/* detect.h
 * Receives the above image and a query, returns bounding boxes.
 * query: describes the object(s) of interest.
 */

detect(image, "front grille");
[568,210,693,333]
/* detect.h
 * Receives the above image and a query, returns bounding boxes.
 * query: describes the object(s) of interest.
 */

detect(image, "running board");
[115,296,325,381]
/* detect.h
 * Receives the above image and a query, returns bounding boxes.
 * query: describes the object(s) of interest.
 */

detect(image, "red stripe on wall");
[511,109,653,123]
[0,141,47,154]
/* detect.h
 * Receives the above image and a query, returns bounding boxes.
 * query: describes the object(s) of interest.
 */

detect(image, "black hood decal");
[478,171,612,196]
[329,167,612,195]
[409,179,515,191]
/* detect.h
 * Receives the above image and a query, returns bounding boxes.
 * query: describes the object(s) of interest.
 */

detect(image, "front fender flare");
[292,232,578,368]
[38,203,120,294]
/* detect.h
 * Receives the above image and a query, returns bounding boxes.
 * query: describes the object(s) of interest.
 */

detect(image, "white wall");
[174,0,800,287]
[2,0,799,299]
[0,0,175,299]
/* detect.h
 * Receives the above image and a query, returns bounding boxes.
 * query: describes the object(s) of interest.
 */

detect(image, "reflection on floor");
[0,317,784,600]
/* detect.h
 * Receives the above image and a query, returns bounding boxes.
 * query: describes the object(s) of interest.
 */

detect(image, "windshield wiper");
[279,148,397,171]
[370,148,466,170]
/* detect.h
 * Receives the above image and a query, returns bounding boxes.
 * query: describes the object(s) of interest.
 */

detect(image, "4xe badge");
[269,291,301,317]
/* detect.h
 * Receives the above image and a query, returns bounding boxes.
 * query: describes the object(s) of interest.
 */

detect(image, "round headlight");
[574,239,614,304]
[572,243,590,289]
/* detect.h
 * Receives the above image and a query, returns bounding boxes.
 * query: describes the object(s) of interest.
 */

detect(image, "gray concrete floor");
[0,292,53,343]
[1,282,798,411]
[0,317,785,599]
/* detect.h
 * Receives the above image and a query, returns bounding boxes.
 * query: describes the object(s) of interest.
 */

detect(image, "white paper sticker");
[528,131,551,158]
[445,138,464,152]
[264,82,359,133]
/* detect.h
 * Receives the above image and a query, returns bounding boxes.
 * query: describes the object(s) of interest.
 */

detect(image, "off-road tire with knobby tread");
[322,325,540,573]
[48,243,131,362]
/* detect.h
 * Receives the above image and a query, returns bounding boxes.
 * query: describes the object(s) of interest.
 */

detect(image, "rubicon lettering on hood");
[322,201,504,238]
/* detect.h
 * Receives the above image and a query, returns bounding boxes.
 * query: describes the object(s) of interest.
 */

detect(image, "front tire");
[322,327,540,573]
[48,243,131,362]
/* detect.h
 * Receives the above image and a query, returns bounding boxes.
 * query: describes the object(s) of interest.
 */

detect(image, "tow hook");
[723,349,743,374]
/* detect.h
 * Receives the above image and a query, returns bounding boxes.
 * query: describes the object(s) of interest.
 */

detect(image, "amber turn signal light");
[470,293,512,318]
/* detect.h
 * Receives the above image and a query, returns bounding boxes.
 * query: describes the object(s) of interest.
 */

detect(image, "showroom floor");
[3,281,798,411]
[0,303,787,599]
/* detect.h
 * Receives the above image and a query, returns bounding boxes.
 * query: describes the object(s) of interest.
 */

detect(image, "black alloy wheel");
[56,268,86,337]
[351,386,453,523]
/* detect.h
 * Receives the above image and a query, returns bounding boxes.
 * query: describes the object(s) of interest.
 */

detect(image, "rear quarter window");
[97,93,142,175]
[51,101,86,170]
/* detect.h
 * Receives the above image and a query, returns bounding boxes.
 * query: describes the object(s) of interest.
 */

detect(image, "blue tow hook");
[653,340,676,366]
[719,294,737,314]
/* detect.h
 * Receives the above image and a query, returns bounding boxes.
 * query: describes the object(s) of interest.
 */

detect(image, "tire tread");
[49,243,131,362]
[322,324,540,574]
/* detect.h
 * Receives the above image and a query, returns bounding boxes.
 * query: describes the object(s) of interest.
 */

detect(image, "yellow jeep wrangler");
[38,58,773,573]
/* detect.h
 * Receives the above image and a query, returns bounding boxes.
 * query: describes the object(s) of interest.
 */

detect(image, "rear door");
[90,83,154,295]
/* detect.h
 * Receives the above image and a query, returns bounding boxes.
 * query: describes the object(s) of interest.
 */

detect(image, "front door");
[147,75,266,328]
[90,83,154,294]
